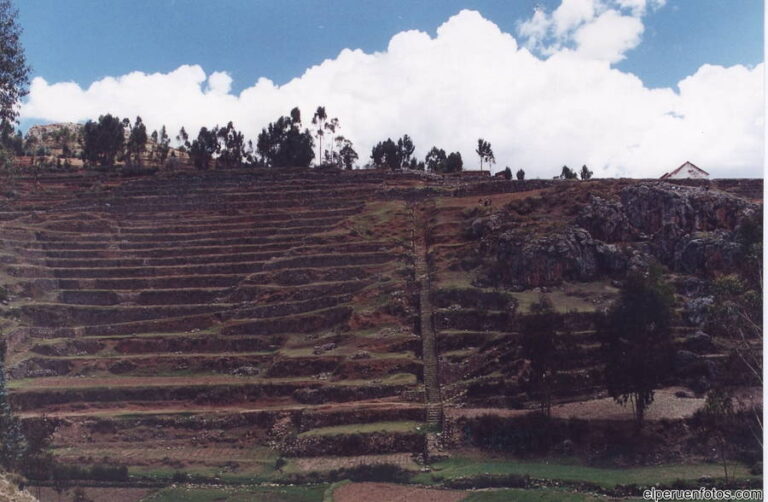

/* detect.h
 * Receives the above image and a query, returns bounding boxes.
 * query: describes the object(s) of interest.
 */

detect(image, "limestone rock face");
[474,181,759,288]
[490,226,630,288]
[26,122,83,157]
[619,183,751,236]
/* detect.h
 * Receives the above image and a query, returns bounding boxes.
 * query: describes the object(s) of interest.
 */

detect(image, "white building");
[660,161,709,180]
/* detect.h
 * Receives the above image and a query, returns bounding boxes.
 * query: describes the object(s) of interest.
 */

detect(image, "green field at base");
[414,457,760,488]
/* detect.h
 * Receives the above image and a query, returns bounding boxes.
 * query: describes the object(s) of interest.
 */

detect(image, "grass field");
[414,457,759,488]
[298,420,425,437]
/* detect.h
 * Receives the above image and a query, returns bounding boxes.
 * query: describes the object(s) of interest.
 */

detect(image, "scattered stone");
[231,366,260,376]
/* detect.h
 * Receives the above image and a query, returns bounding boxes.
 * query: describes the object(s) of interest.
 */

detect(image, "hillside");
[0,168,761,496]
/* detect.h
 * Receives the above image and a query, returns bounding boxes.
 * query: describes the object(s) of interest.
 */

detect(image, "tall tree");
[424,146,447,172]
[559,165,578,179]
[312,106,327,164]
[601,269,674,428]
[336,136,358,170]
[325,117,340,162]
[290,107,302,126]
[520,306,562,417]
[217,121,245,169]
[188,126,219,170]
[257,110,315,168]
[156,125,171,166]
[397,134,415,166]
[702,388,735,482]
[371,135,415,170]
[82,114,124,167]
[176,127,189,152]
[444,152,463,173]
[580,164,593,180]
[516,168,525,180]
[475,138,495,171]
[370,138,399,169]
[0,120,22,155]
[0,0,29,125]
[126,116,148,166]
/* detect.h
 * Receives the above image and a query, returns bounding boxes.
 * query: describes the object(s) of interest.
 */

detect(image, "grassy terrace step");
[40,250,287,268]
[57,288,222,306]
[17,206,361,227]
[29,334,279,355]
[56,274,245,290]
[11,352,275,378]
[21,303,230,327]
[21,303,353,337]
[9,377,411,411]
[222,306,353,336]
[11,261,266,279]
[22,294,353,326]
[9,252,393,279]
[23,222,338,243]
[53,268,371,291]
[6,205,362,227]
[4,232,345,250]
[95,185,379,199]
[22,313,219,337]
[14,354,421,381]
[58,183,380,198]
[14,240,392,259]
[53,199,365,215]
[95,188,382,203]
[60,191,372,207]
[33,242,395,268]
[20,211,351,233]
[20,213,347,234]
[27,399,422,420]
[297,420,426,437]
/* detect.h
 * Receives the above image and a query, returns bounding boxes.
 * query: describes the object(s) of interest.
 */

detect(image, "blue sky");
[16,1,765,177]
[19,0,762,92]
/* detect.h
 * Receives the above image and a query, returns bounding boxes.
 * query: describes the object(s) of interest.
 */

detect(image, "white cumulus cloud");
[20,7,763,178]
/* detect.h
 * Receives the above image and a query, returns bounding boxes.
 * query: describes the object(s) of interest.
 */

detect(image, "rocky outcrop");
[474,182,759,288]
[485,226,629,288]
[620,183,751,235]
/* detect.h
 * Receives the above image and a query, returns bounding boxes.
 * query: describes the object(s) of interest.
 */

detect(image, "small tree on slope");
[600,268,674,429]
